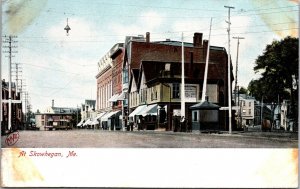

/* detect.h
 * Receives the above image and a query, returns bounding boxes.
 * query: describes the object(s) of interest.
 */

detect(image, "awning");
[91,118,99,125]
[116,92,125,101]
[101,110,121,122]
[108,94,120,102]
[77,119,84,126]
[83,119,92,126]
[128,105,147,118]
[140,104,158,117]
[95,112,107,120]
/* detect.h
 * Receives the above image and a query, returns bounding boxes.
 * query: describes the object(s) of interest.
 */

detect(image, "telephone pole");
[233,36,245,104]
[224,6,234,134]
[2,35,18,131]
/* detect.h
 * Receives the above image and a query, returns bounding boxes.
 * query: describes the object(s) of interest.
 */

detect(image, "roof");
[239,94,256,100]
[153,41,194,48]
[85,99,96,107]
[42,106,77,114]
[124,39,227,71]
[190,98,220,110]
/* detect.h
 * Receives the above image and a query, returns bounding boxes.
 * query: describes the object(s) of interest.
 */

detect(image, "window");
[193,111,198,122]
[249,102,251,107]
[243,101,245,106]
[123,69,128,83]
[172,83,180,98]
[151,87,157,100]
[249,109,251,115]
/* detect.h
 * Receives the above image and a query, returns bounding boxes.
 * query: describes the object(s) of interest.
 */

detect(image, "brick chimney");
[146,32,150,43]
[203,40,209,50]
[193,32,203,47]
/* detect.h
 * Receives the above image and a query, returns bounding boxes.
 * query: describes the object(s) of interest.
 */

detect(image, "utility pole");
[232,36,244,105]
[2,35,18,131]
[225,6,234,134]
[181,32,185,118]
[233,36,244,128]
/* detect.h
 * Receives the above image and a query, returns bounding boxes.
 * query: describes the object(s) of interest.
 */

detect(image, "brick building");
[1,80,23,134]
[96,43,123,130]
[124,32,233,131]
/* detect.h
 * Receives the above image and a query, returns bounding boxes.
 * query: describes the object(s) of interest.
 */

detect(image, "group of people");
[174,116,192,132]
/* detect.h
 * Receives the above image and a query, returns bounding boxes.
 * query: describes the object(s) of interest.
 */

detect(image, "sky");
[1,0,298,112]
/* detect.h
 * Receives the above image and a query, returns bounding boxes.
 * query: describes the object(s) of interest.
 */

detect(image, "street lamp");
[64,18,71,36]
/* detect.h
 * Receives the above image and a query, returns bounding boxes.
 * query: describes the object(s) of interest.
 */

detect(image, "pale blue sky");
[2,0,298,111]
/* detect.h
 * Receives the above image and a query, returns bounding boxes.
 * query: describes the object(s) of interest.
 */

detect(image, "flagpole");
[202,18,212,102]
[181,32,185,118]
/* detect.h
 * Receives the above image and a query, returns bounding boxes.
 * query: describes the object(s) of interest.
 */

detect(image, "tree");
[250,36,298,102]
[248,36,298,130]
[238,87,248,94]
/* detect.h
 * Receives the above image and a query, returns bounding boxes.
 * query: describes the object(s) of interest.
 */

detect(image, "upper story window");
[151,87,157,100]
[172,83,180,98]
[123,69,128,84]
[249,101,251,107]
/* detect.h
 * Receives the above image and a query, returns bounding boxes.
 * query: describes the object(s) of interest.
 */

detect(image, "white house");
[237,94,255,127]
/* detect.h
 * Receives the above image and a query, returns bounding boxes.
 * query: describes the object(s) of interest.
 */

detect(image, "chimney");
[146,32,150,43]
[203,40,209,50]
[52,99,54,107]
[193,32,203,47]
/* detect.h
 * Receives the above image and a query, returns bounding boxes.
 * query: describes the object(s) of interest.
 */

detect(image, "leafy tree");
[250,36,298,103]
[248,36,298,130]
[238,87,248,94]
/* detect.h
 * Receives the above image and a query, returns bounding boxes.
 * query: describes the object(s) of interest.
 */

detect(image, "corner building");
[124,32,234,131]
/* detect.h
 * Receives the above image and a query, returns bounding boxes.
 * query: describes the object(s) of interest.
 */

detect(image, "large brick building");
[96,43,124,130]
[124,32,233,130]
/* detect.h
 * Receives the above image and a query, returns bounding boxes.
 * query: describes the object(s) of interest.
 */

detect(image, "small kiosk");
[190,97,220,132]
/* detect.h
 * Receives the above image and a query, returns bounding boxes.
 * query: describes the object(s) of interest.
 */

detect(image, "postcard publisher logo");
[5,131,19,146]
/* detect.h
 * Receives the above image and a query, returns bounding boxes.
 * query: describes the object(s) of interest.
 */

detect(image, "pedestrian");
[130,122,133,131]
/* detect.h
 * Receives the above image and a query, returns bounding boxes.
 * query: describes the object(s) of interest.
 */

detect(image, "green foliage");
[248,36,298,103]
[238,87,248,94]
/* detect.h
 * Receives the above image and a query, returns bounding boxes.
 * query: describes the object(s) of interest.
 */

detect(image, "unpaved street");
[1,130,298,148]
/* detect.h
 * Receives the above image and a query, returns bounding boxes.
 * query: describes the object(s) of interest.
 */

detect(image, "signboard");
[184,84,197,102]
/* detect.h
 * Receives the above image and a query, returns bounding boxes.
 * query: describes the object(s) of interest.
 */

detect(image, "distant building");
[236,94,255,127]
[253,101,272,126]
[280,100,294,131]
[78,99,97,128]
[35,100,77,130]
